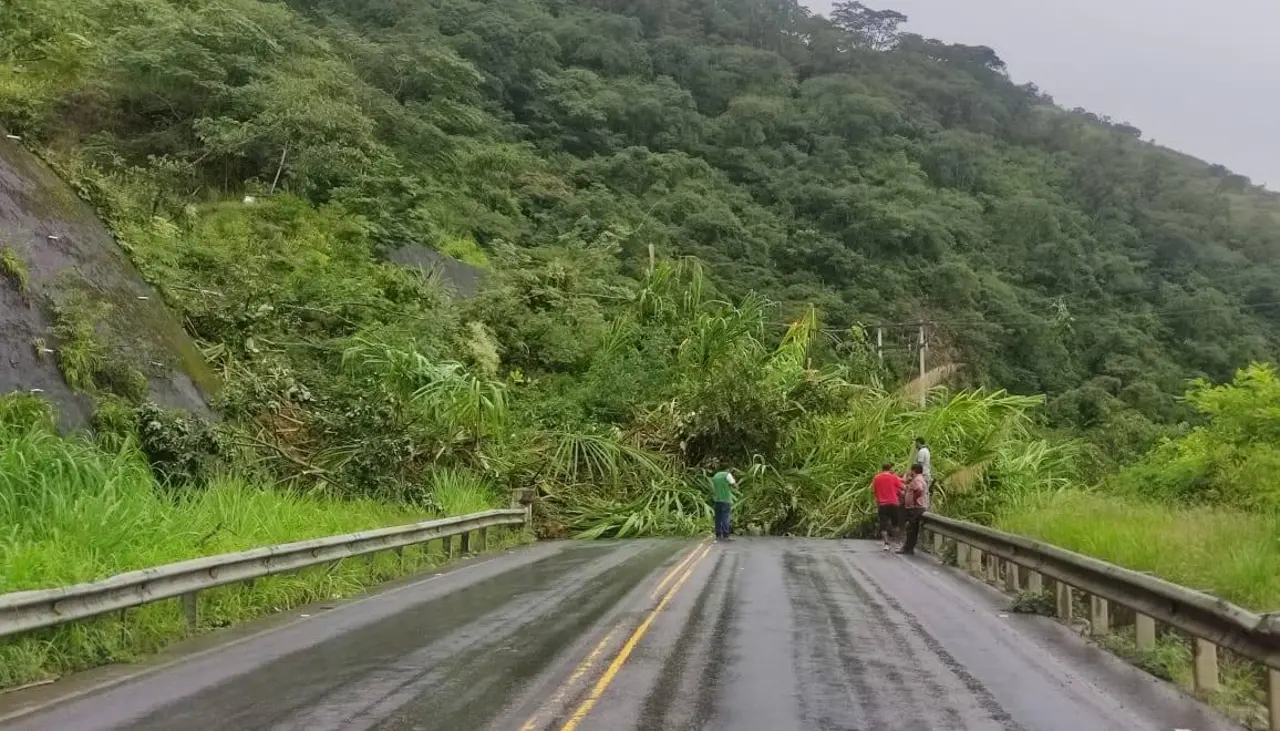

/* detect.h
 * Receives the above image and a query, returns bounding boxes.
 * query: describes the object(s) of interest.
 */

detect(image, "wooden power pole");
[918,322,927,407]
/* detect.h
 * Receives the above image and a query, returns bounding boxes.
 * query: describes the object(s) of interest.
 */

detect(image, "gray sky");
[803,0,1280,189]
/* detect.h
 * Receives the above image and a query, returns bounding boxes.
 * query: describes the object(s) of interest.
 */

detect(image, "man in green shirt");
[711,469,737,541]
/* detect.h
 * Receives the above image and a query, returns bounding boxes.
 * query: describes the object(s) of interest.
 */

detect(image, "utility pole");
[918,322,927,407]
[876,327,883,367]
[647,243,656,276]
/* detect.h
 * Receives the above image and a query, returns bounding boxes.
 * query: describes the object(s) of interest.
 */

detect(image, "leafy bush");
[136,402,222,487]
[90,395,137,451]
[1109,363,1280,511]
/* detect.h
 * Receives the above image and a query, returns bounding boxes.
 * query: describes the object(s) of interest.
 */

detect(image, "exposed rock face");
[0,136,214,429]
[385,245,485,298]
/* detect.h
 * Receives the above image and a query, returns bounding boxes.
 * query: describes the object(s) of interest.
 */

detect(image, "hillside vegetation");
[0,0,1278,587]
[6,0,1280,468]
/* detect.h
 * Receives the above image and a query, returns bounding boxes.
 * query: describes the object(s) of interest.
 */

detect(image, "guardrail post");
[460,531,471,555]
[932,532,943,554]
[1004,561,1020,594]
[182,592,199,633]
[985,554,998,583]
[956,542,970,567]
[1135,613,1156,650]
[969,547,983,576]
[478,527,488,552]
[1193,639,1219,693]
[1027,570,1043,594]
[442,535,453,560]
[1057,582,1073,621]
[512,487,533,526]
[1090,595,1110,636]
[1267,669,1280,731]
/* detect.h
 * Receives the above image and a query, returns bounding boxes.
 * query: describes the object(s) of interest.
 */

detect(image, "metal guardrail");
[0,508,527,640]
[920,513,1280,729]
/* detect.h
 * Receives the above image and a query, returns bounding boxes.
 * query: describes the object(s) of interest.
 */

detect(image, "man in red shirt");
[871,463,904,552]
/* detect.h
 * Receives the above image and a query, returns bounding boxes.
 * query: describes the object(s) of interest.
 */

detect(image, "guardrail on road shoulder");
[919,513,1280,730]
[0,508,528,640]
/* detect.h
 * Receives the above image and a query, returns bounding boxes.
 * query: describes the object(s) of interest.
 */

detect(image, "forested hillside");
[7,0,1280,466]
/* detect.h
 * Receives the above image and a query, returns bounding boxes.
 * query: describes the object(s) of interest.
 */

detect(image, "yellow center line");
[521,542,708,731]
[519,628,620,731]
[557,543,713,731]
[650,540,708,600]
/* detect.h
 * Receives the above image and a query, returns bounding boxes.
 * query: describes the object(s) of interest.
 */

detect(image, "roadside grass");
[427,467,501,517]
[0,417,521,690]
[996,490,1280,611]
[998,490,1278,729]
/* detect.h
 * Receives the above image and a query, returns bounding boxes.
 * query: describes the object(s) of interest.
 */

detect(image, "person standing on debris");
[899,463,930,555]
[871,463,905,552]
[711,468,737,541]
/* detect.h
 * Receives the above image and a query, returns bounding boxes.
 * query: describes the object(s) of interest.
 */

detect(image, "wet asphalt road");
[0,539,1240,731]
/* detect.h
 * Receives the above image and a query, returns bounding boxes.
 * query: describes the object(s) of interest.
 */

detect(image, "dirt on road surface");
[0,539,1242,731]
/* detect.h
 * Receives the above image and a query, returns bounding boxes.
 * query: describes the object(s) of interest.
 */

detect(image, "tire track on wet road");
[0,539,1245,731]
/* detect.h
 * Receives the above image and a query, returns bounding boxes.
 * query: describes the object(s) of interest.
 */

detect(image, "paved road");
[0,540,1240,731]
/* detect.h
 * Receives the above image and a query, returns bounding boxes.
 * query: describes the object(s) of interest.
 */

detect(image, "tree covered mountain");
[5,0,1280,472]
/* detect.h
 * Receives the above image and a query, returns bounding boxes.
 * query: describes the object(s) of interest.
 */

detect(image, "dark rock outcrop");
[386,245,485,298]
[0,136,214,429]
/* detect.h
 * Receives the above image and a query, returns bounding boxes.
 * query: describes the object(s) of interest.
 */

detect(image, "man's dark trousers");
[713,501,732,538]
[901,507,926,553]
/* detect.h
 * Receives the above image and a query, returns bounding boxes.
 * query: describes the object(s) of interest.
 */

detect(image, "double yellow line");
[518,629,619,731]
[521,541,713,731]
[649,539,709,600]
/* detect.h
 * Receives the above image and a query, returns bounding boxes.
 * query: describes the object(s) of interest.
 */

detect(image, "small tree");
[830,1,908,51]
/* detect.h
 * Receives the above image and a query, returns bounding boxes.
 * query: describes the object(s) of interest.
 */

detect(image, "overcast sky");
[802,0,1280,189]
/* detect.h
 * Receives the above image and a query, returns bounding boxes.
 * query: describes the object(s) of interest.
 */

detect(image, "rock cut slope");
[0,135,213,428]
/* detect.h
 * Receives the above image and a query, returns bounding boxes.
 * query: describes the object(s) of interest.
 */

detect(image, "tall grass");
[0,243,29,296]
[997,491,1280,611]
[426,467,501,516]
[0,413,518,689]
